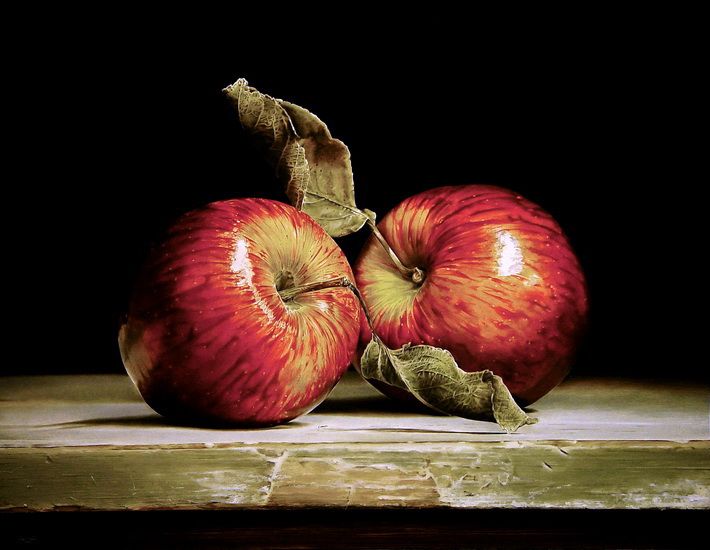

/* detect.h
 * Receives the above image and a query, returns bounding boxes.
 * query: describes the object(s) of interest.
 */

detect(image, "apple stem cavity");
[367,218,425,285]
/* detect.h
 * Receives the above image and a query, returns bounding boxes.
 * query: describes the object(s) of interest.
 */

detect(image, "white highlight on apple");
[495,230,523,276]
[231,238,253,284]
[231,238,279,324]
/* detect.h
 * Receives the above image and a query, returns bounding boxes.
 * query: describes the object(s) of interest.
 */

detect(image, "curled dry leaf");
[224,78,373,237]
[360,338,537,433]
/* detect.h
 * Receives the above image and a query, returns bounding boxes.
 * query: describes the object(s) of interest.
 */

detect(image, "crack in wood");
[262,450,289,505]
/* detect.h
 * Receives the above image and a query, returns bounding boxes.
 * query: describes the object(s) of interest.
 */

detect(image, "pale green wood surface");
[1,372,708,510]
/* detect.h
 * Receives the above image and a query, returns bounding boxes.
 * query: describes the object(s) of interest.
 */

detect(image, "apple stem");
[278,277,352,302]
[366,219,425,285]
[277,275,381,338]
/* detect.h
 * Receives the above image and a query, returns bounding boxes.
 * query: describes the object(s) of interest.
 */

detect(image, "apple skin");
[354,185,588,405]
[119,198,360,426]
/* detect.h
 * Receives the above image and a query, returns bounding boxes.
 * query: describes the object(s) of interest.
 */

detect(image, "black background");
[7,30,701,382]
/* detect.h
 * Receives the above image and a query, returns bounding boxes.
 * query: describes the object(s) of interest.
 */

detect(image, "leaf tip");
[222,77,249,95]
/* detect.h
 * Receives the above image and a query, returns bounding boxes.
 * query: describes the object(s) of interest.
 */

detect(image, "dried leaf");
[224,78,371,237]
[360,338,537,433]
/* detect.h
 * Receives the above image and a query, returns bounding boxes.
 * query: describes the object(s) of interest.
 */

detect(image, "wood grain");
[1,372,708,511]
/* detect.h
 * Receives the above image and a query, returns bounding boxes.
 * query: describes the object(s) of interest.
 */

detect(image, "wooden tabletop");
[1,371,708,511]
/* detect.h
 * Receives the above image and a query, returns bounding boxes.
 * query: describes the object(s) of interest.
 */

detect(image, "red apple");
[354,185,588,405]
[119,198,360,426]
